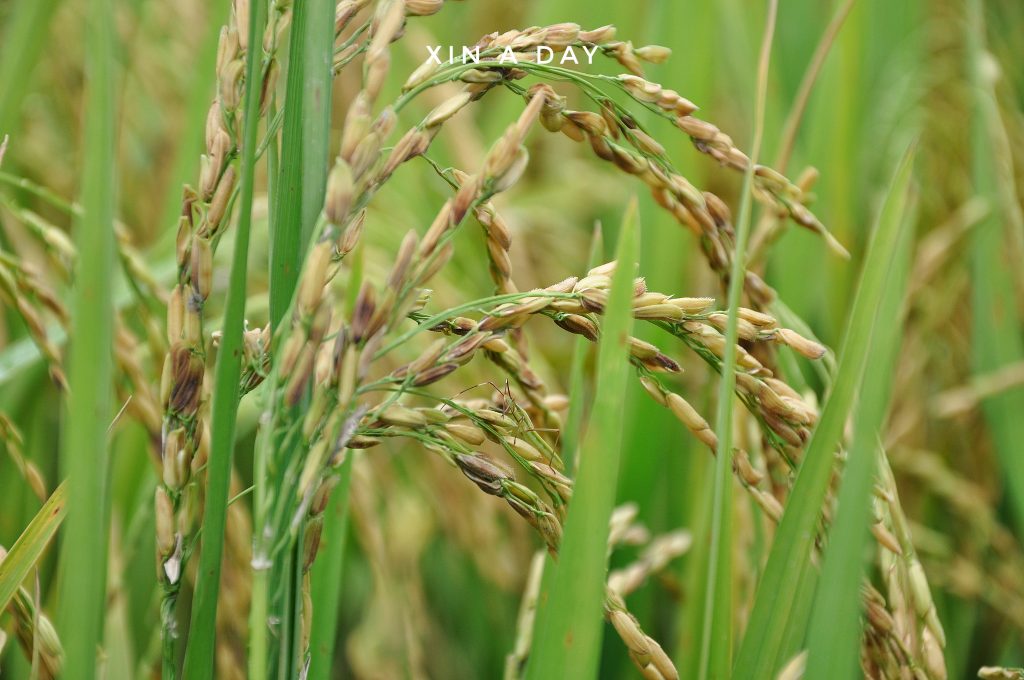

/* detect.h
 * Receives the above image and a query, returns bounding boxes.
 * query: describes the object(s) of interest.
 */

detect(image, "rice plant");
[0,0,1023,679]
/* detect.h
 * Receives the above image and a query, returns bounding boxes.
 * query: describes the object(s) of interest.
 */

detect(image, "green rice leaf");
[699,5,777,676]
[0,481,67,612]
[268,0,335,326]
[306,453,353,680]
[180,0,269,677]
[55,0,118,675]
[733,145,916,678]
[561,224,603,472]
[525,199,638,680]
[804,170,916,679]
[965,0,1024,537]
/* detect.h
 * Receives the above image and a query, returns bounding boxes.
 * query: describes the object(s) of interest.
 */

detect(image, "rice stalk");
[699,2,776,677]
[54,0,117,675]
[155,0,320,669]
[268,0,337,326]
[306,244,363,680]
[178,0,269,675]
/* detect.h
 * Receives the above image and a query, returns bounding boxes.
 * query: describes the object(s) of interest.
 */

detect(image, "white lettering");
[431,44,599,66]
[499,46,518,64]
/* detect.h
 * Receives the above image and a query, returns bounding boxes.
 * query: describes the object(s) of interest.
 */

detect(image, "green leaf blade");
[56,0,118,675]
[525,199,638,680]
[733,145,917,678]
[965,0,1024,537]
[700,5,777,676]
[268,0,336,327]
[307,454,353,680]
[0,481,67,612]
[180,0,269,677]
[804,177,916,679]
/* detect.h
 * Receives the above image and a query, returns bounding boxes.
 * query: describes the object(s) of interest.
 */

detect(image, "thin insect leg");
[451,380,506,401]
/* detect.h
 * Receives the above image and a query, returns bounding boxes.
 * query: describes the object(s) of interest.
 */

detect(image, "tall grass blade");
[268,0,335,326]
[0,0,62,138]
[562,224,603,472]
[179,0,269,676]
[769,0,867,338]
[55,0,118,674]
[258,4,336,672]
[259,0,336,666]
[733,145,916,678]
[804,181,915,679]
[675,468,712,678]
[525,199,638,680]
[965,0,1024,537]
[0,481,67,612]
[699,3,776,677]
[525,225,603,677]
[773,0,858,174]
[306,453,353,680]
